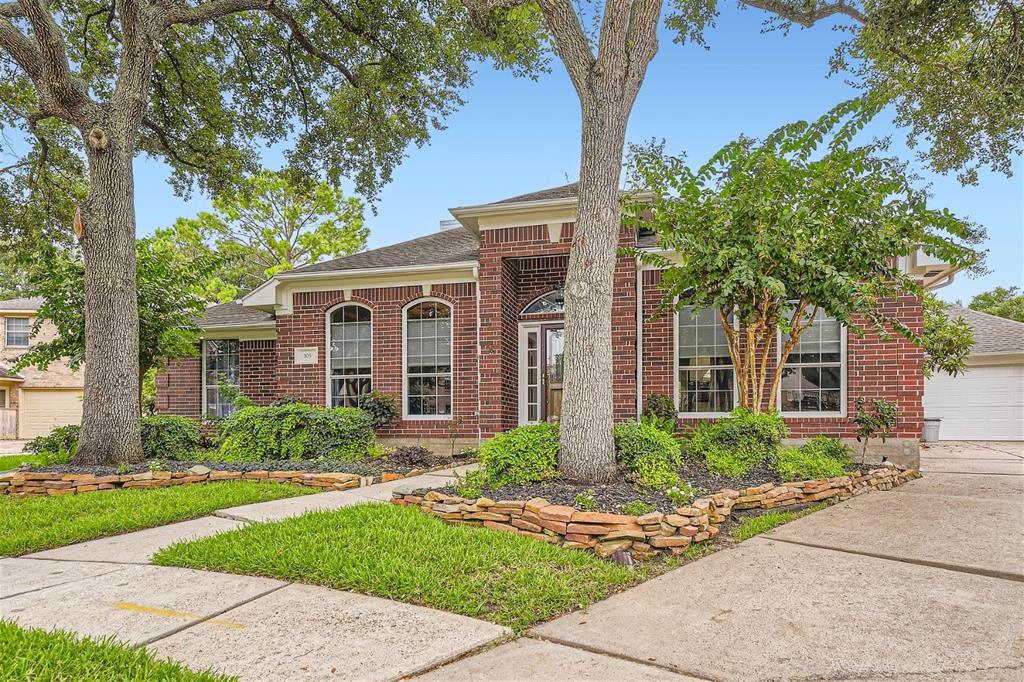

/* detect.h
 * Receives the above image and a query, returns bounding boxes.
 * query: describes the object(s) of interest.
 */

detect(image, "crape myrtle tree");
[922,293,974,379]
[625,103,986,412]
[465,0,1020,482]
[162,168,369,301]
[0,0,544,464]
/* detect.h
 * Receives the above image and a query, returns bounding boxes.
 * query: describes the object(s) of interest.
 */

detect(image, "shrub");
[620,499,655,516]
[685,408,788,477]
[24,425,79,464]
[613,421,682,490]
[771,446,850,482]
[217,403,375,462]
[643,393,678,434]
[574,489,597,510]
[140,415,200,460]
[356,390,398,430]
[665,482,697,506]
[479,423,559,488]
[452,468,487,499]
[800,436,853,463]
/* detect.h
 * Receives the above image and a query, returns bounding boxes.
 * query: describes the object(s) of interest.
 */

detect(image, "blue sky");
[133,4,1022,304]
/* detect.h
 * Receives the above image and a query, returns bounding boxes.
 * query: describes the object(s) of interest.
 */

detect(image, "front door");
[541,324,564,422]
[520,323,565,424]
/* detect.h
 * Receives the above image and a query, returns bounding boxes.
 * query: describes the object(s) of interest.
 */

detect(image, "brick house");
[0,297,84,439]
[157,184,957,466]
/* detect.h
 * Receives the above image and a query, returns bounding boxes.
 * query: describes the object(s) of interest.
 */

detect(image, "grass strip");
[0,453,40,471]
[732,502,828,542]
[155,503,656,633]
[0,620,235,681]
[0,481,314,556]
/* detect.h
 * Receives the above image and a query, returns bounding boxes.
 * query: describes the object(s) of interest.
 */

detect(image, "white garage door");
[18,388,84,439]
[924,363,1024,441]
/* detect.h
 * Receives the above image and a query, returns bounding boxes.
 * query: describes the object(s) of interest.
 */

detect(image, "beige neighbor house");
[0,297,84,439]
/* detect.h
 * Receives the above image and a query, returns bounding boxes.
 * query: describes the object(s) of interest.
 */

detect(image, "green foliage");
[0,620,236,682]
[216,379,256,412]
[574,489,597,511]
[15,238,216,377]
[0,454,41,471]
[140,368,157,416]
[0,481,312,557]
[620,500,655,517]
[217,403,375,462]
[613,421,682,490]
[357,391,399,431]
[154,503,647,634]
[478,423,560,488]
[968,286,1024,323]
[139,416,201,461]
[771,446,851,483]
[24,425,80,462]
[923,294,975,378]
[853,398,899,461]
[732,503,829,542]
[452,468,487,499]
[665,483,697,507]
[642,393,678,433]
[685,409,788,478]
[799,436,853,464]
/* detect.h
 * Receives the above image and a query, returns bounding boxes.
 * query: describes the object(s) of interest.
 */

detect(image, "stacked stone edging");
[391,463,920,559]
[0,462,457,497]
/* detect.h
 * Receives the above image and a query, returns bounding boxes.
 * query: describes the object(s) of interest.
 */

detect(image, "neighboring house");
[924,305,1024,441]
[157,183,957,466]
[0,297,84,439]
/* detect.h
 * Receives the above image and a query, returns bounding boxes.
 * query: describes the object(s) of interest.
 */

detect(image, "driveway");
[425,442,1024,681]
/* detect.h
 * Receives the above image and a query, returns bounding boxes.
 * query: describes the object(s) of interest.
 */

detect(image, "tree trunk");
[558,94,631,483]
[74,127,143,465]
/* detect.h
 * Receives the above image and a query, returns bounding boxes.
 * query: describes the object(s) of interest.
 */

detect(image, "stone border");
[391,463,921,560]
[0,462,460,497]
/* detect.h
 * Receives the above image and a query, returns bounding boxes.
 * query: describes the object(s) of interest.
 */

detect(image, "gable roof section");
[490,182,579,205]
[201,301,275,327]
[283,229,480,275]
[0,297,43,312]
[945,304,1024,355]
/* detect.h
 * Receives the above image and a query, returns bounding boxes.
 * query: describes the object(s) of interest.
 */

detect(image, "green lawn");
[0,481,314,556]
[731,502,828,542]
[0,453,40,471]
[0,620,234,681]
[155,503,652,632]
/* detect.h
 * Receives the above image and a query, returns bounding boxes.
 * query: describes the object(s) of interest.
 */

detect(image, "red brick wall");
[640,269,924,439]
[239,340,277,406]
[156,354,201,419]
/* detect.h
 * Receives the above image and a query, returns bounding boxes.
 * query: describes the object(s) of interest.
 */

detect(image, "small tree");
[967,286,1024,323]
[627,103,984,412]
[17,238,217,427]
[163,170,369,300]
[852,397,898,464]
[922,293,975,378]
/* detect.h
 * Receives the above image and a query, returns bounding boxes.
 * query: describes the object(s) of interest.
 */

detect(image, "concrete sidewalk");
[425,442,1024,681]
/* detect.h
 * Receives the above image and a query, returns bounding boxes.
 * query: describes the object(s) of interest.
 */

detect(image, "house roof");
[945,304,1024,355]
[283,229,480,275]
[490,182,579,205]
[0,365,23,381]
[0,296,43,312]
[201,301,275,327]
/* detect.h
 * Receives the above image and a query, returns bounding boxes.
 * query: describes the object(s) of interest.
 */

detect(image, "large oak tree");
[0,0,542,464]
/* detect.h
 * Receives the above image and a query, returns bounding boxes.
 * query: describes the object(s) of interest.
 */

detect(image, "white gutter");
[635,257,644,422]
[272,260,479,282]
[475,266,483,445]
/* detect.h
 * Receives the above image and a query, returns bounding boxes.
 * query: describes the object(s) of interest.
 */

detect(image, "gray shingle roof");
[0,365,22,380]
[0,297,43,311]
[201,301,274,327]
[491,182,579,205]
[945,304,1024,355]
[284,229,479,275]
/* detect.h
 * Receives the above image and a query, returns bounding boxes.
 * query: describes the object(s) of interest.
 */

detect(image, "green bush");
[771,436,854,482]
[685,408,788,477]
[356,390,398,430]
[800,436,853,463]
[24,425,79,464]
[479,423,559,488]
[217,403,375,462]
[574,489,597,510]
[620,499,655,516]
[140,415,200,460]
[642,393,678,434]
[613,421,682,490]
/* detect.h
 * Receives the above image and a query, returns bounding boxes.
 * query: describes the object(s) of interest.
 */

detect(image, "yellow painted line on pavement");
[114,601,246,628]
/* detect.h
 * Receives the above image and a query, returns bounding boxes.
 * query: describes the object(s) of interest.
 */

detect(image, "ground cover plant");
[0,620,233,682]
[731,503,829,542]
[0,454,40,471]
[684,409,789,478]
[216,403,376,462]
[0,481,313,556]
[154,503,653,633]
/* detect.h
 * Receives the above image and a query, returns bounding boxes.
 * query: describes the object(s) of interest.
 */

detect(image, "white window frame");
[324,302,373,408]
[4,317,30,348]
[0,388,7,408]
[776,311,848,419]
[521,288,565,316]
[674,306,739,418]
[201,338,240,418]
[402,297,454,421]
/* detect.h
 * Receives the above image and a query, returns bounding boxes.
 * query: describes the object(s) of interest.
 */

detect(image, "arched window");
[522,288,565,314]
[404,300,452,417]
[328,304,372,408]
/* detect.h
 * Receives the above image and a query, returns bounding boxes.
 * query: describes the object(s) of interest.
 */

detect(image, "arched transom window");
[404,300,452,417]
[523,288,565,315]
[329,304,371,407]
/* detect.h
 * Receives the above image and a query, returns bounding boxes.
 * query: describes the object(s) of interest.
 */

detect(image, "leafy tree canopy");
[625,100,985,410]
[15,238,217,383]
[922,293,974,378]
[160,169,368,301]
[967,285,1024,322]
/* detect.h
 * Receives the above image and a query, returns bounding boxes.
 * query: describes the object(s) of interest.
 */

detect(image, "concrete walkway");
[425,442,1024,681]
[2,465,510,681]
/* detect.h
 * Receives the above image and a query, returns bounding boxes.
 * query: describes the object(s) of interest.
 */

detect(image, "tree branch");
[623,0,661,99]
[739,0,865,28]
[141,116,206,170]
[536,0,595,94]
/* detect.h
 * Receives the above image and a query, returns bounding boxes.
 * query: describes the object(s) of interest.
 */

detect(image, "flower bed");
[391,463,920,560]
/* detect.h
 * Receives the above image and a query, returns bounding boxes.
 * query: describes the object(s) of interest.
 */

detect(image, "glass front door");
[542,325,564,422]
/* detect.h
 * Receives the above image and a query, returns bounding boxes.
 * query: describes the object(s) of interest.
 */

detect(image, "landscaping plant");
[620,500,655,517]
[853,398,900,464]
[356,391,399,431]
[574,489,598,511]
[217,403,376,462]
[685,409,788,477]
[771,446,850,483]
[139,415,201,460]
[613,421,682,490]
[642,393,678,434]
[23,424,80,464]
[476,422,560,488]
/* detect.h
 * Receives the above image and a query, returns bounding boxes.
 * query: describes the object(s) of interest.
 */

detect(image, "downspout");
[474,265,483,445]
[635,257,643,422]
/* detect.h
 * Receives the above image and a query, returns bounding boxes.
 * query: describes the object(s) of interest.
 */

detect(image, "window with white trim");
[678,306,735,413]
[405,301,452,417]
[203,339,239,418]
[523,288,565,314]
[780,308,843,413]
[329,304,372,407]
[5,317,30,347]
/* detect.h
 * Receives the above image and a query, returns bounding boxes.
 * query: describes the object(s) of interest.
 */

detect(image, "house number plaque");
[294,347,318,365]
